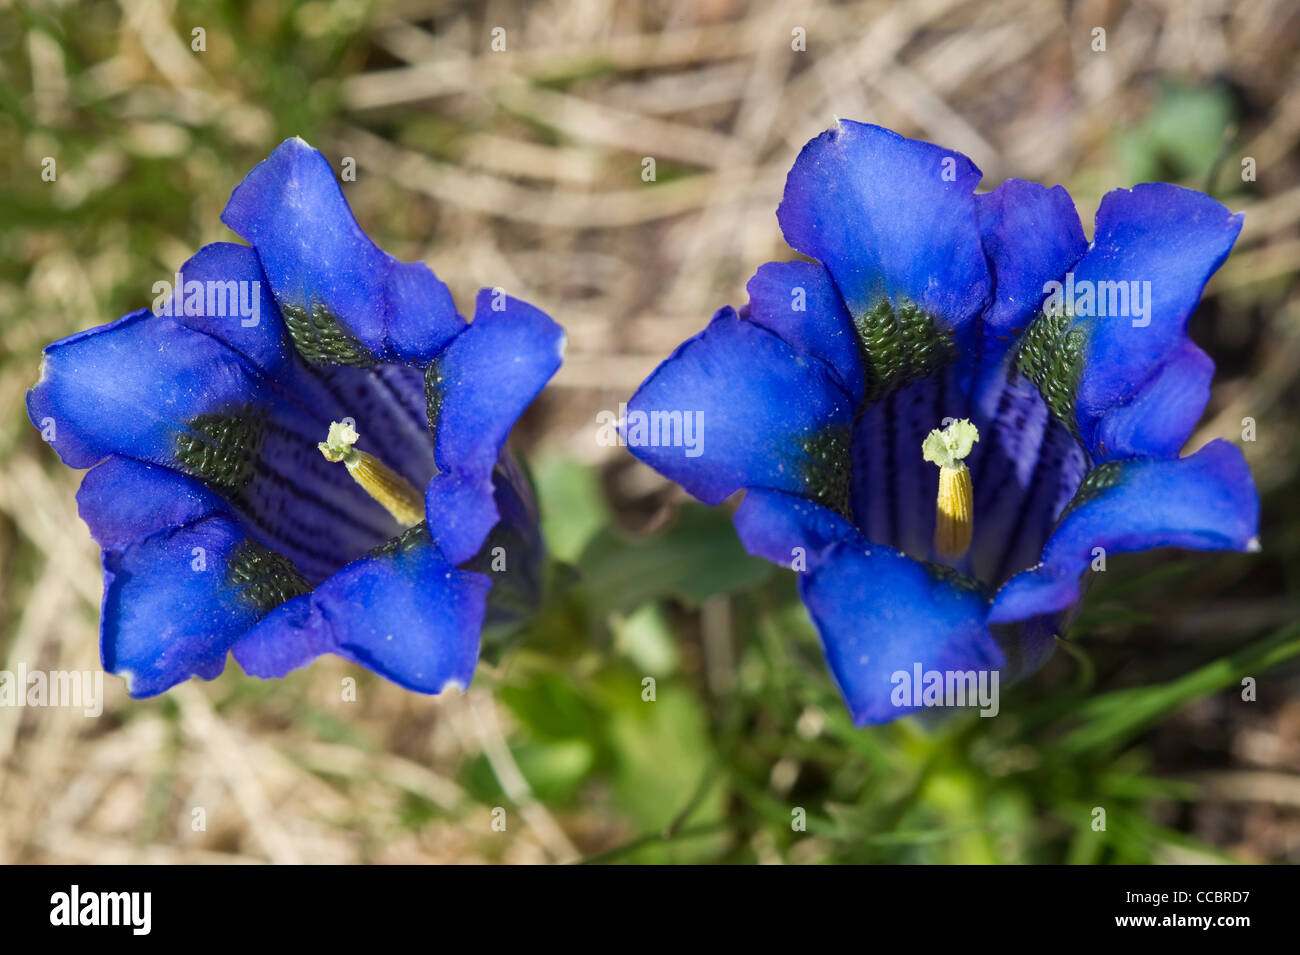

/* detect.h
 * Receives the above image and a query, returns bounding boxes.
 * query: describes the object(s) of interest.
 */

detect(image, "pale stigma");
[922,418,979,561]
[318,421,424,527]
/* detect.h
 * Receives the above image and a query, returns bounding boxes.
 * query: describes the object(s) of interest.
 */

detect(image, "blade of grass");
[1063,619,1300,756]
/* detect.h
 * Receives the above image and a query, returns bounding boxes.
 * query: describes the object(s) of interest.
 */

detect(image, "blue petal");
[77,455,230,550]
[800,542,1004,726]
[232,528,491,693]
[990,440,1259,624]
[98,516,268,697]
[225,596,332,681]
[27,309,258,470]
[422,289,564,564]
[328,545,489,692]
[221,137,465,364]
[423,471,500,569]
[776,120,990,330]
[743,260,862,403]
[1093,339,1214,461]
[460,453,547,626]
[79,457,321,696]
[1068,183,1242,454]
[626,307,854,508]
[974,179,1087,355]
[732,487,858,568]
[429,290,564,477]
[993,611,1067,682]
[163,242,294,376]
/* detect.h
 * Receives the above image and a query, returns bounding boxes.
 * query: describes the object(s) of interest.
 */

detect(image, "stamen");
[922,418,979,561]
[318,421,424,527]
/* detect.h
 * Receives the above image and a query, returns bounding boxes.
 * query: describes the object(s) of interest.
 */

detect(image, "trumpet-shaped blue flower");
[626,121,1258,725]
[28,138,564,698]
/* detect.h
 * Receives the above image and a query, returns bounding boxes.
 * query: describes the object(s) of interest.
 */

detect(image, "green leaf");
[534,454,609,563]
[1114,83,1234,184]
[599,677,722,834]
[499,672,599,742]
[613,602,680,675]
[578,503,772,620]
[511,739,596,804]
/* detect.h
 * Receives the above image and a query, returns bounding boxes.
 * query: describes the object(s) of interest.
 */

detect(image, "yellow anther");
[922,419,979,561]
[318,421,424,527]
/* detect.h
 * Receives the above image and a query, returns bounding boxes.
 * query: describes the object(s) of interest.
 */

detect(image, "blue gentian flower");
[626,120,1259,726]
[27,138,564,698]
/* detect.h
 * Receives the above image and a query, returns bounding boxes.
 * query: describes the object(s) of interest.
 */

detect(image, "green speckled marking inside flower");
[1057,460,1124,522]
[228,539,311,612]
[1015,309,1087,437]
[924,561,990,597]
[174,405,265,492]
[424,360,444,436]
[853,298,957,405]
[370,521,431,559]
[800,424,852,519]
[280,301,375,367]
